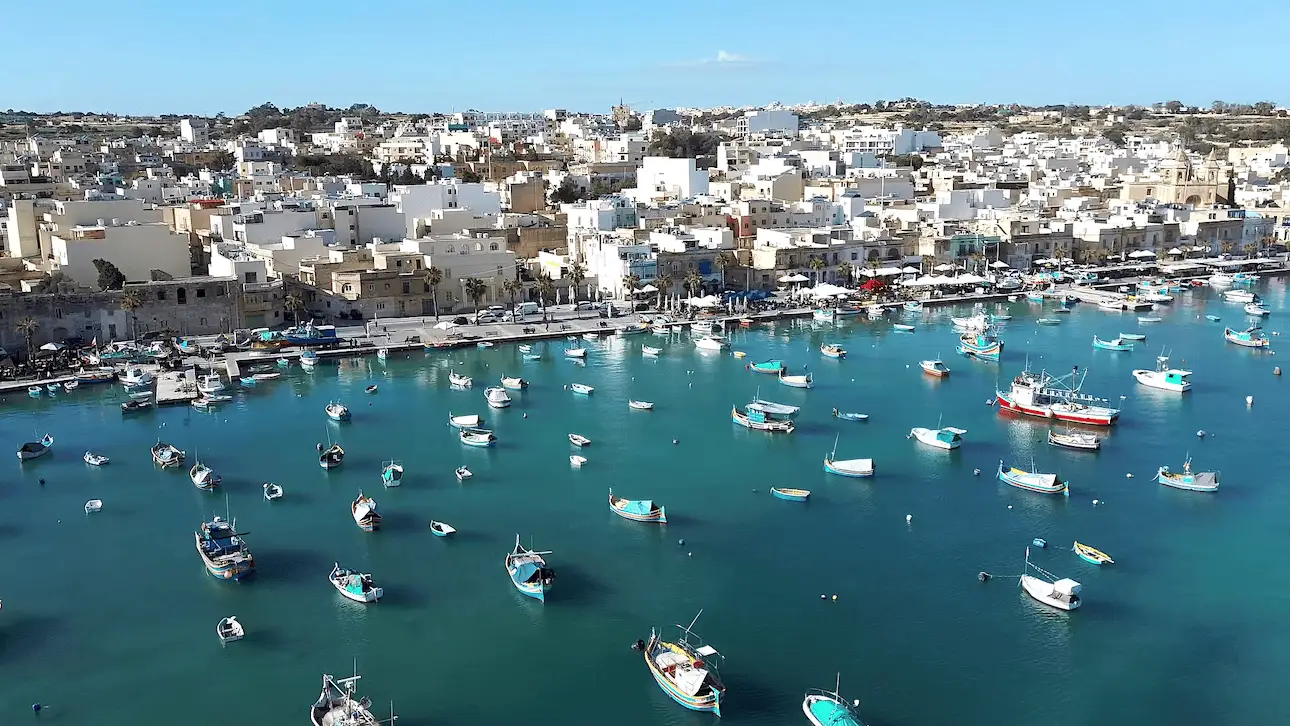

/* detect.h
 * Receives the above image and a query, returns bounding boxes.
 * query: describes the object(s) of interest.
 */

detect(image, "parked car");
[575,301,599,311]
[516,301,541,315]
[452,316,470,325]
[475,311,500,324]
[502,311,524,322]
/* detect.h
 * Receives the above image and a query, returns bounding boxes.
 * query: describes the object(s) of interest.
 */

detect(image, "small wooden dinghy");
[429,520,457,537]
[608,488,667,523]
[217,616,244,643]
[1073,541,1114,566]
[771,487,810,502]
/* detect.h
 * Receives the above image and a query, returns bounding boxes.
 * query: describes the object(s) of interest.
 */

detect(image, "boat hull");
[1021,575,1079,610]
[824,458,874,477]
[1157,469,1219,492]
[771,487,810,501]
[644,642,722,716]
[998,465,1068,495]
[996,392,1118,426]
[1132,370,1190,392]
[610,505,667,523]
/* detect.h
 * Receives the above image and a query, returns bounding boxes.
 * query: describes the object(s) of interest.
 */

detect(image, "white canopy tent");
[1128,250,1157,259]
[808,283,853,298]
[933,264,956,272]
[990,261,1010,269]
[638,284,658,294]
[901,266,920,274]
[778,273,809,283]
[685,295,722,308]
[432,321,459,330]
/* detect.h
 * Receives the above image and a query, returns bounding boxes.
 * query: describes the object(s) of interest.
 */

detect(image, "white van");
[516,301,540,316]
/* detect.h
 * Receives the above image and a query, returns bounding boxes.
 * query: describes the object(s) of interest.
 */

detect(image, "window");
[56,309,63,318]
[196,288,206,298]
[177,288,187,304]
[157,290,166,300]
[367,284,374,292]
[342,284,353,293]
[489,242,499,251]
[376,303,386,310]
[402,282,410,294]
[199,317,206,325]
[850,252,858,261]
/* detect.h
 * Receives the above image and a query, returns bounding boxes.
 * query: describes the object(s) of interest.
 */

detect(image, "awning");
[990,261,1010,269]
[933,264,956,272]
[778,273,809,283]
[1128,250,1157,259]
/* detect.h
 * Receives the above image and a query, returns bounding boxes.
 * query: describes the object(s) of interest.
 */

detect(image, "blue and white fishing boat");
[803,675,866,726]
[778,372,812,389]
[748,391,798,418]
[429,520,456,537]
[27,386,41,398]
[190,457,221,491]
[1092,335,1133,351]
[746,359,786,375]
[957,331,1003,362]
[903,300,923,313]
[328,563,382,603]
[194,515,254,580]
[608,488,667,523]
[823,434,874,477]
[17,434,54,461]
[770,487,810,502]
[732,405,795,433]
[283,322,338,346]
[380,460,403,487]
[460,428,496,447]
[506,534,554,602]
[299,350,319,368]
[997,459,1069,495]
[812,308,836,322]
[1073,541,1114,566]
[1157,456,1219,492]
[639,611,725,716]
[1224,326,1271,348]
[909,420,967,450]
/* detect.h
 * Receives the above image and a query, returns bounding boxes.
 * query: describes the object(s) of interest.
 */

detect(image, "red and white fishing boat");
[996,366,1120,426]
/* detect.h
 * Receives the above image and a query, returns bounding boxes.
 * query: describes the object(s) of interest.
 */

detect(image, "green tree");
[621,116,643,132]
[551,178,581,205]
[622,273,642,301]
[535,272,556,323]
[463,277,487,313]
[808,256,827,285]
[285,294,305,325]
[458,167,482,183]
[653,273,672,309]
[120,290,142,340]
[1103,123,1128,147]
[714,251,735,288]
[502,278,522,308]
[567,262,587,304]
[92,258,126,291]
[422,267,443,320]
[836,261,853,285]
[683,270,703,297]
[210,151,236,171]
[14,317,39,361]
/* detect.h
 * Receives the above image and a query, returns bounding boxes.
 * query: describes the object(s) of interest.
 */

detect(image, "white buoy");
[906,514,912,523]
[1007,505,1013,510]
[1246,395,1254,406]
[1092,499,1101,505]
[1126,473,1134,478]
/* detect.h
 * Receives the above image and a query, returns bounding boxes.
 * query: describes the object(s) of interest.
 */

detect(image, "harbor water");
[3,281,1290,725]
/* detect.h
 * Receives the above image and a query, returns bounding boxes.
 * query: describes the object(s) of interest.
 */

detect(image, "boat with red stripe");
[996,364,1119,426]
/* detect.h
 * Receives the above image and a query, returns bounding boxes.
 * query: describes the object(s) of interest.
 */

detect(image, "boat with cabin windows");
[1224,325,1271,348]
[803,674,866,726]
[746,359,787,375]
[121,367,154,387]
[639,611,725,716]
[732,405,796,433]
[997,459,1069,495]
[283,322,339,346]
[1157,456,1219,492]
[823,434,873,477]
[908,422,967,450]
[1132,354,1191,392]
[609,488,667,523]
[1020,548,1081,611]
[506,534,555,602]
[351,493,381,532]
[1073,541,1114,566]
[748,394,799,418]
[920,358,950,377]
[328,564,382,603]
[195,514,254,580]
[996,365,1120,426]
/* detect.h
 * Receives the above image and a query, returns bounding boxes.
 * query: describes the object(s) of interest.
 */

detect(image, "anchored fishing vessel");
[448,371,473,387]
[997,459,1070,495]
[778,372,812,389]
[996,365,1119,426]
[1157,456,1219,492]
[320,442,345,469]
[823,434,873,477]
[909,421,967,450]
[189,457,221,490]
[1047,428,1101,451]
[460,428,497,447]
[505,534,554,602]
[1020,548,1081,611]
[746,359,787,375]
[639,611,725,716]
[17,434,54,461]
[152,441,185,468]
[484,386,512,408]
[732,405,796,433]
[351,493,381,532]
[1132,355,1192,392]
[329,564,382,603]
[771,487,810,502]
[448,412,481,428]
[501,376,528,390]
[380,461,403,487]
[194,515,254,580]
[803,674,866,726]
[957,330,1003,361]
[609,488,667,523]
[309,672,384,726]
[325,402,351,421]
[1224,325,1271,348]
[1092,335,1133,351]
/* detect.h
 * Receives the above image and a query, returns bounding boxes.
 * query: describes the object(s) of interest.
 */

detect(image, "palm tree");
[836,261,853,286]
[567,262,587,302]
[808,256,827,285]
[502,278,522,309]
[535,272,556,324]
[284,294,305,326]
[622,273,642,303]
[422,266,443,321]
[14,318,38,362]
[920,255,935,275]
[684,270,703,297]
[714,251,735,289]
[120,290,142,340]
[463,277,487,313]
[653,273,673,309]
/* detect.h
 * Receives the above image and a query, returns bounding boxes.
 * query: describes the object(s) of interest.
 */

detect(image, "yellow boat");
[733,351,747,358]
[1073,541,1114,565]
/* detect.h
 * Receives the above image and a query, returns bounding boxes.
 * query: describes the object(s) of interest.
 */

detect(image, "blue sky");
[8,0,1288,115]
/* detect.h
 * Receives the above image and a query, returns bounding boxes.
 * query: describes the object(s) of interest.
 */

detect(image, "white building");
[51,219,190,287]
[208,242,270,284]
[179,118,210,146]
[582,235,656,298]
[737,110,799,138]
[389,181,502,239]
[628,157,709,202]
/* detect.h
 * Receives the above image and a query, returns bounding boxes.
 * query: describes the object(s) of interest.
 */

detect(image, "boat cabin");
[936,427,967,445]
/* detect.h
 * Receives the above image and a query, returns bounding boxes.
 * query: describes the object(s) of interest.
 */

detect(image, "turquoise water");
[4,281,1290,725]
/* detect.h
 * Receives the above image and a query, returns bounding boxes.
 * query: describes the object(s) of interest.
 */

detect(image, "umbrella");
[861,278,886,291]
[39,342,67,351]
[933,264,956,272]
[638,284,658,294]
[901,266,920,274]
[990,261,1010,269]
[1128,250,1156,259]
[859,268,878,277]
[1167,247,1183,255]
[875,267,903,276]
[432,321,458,330]
[778,273,809,283]
[954,273,985,284]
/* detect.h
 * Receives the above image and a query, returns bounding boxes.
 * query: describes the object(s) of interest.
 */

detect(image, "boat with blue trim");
[351,492,381,532]
[732,405,796,433]
[771,487,810,502]
[804,674,866,726]
[957,331,1003,361]
[997,459,1069,495]
[820,343,847,359]
[194,515,254,580]
[460,428,496,447]
[609,488,667,523]
[1092,335,1133,351]
[1073,541,1114,566]
[824,434,873,477]
[639,611,725,716]
[325,402,351,421]
[746,359,787,375]
[1224,325,1270,348]
[1157,456,1219,492]
[283,322,339,346]
[505,534,554,602]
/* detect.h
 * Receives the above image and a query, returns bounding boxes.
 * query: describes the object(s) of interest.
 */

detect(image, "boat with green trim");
[804,674,866,726]
[639,611,725,716]
[746,359,787,374]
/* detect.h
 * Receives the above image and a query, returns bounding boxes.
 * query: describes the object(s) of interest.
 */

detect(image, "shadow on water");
[725,673,797,719]
[0,615,65,663]
[259,547,332,584]
[551,562,613,605]
[377,510,419,534]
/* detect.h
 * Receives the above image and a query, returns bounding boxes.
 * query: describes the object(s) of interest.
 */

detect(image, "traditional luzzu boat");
[319,443,345,469]
[747,395,799,419]
[506,534,554,602]
[771,487,810,502]
[195,515,254,580]
[746,359,787,375]
[1092,335,1133,351]
[639,611,725,716]
[460,428,497,447]
[609,488,667,523]
[189,458,221,491]
[731,405,796,433]
[1157,456,1219,492]
[351,492,381,532]
[1047,428,1101,451]
[1073,541,1114,566]
[152,441,185,468]
[328,564,383,603]
[820,343,847,359]
[823,434,873,477]
[996,365,1119,426]
[484,386,512,409]
[1132,354,1192,392]
[309,672,388,726]
[803,675,866,726]
[381,460,404,487]
[1020,548,1081,611]
[997,459,1069,495]
[957,330,1003,362]
[1224,325,1271,348]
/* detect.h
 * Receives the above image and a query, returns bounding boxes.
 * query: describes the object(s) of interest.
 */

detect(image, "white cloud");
[715,50,746,64]
[664,50,757,69]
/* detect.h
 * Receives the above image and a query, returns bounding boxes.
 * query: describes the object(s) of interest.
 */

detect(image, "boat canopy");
[513,562,542,583]
[619,499,656,516]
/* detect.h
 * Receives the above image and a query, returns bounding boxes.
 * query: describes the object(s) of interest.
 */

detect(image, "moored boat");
[448,412,481,428]
[263,482,283,501]
[1036,317,1061,326]
[569,433,591,447]
[832,409,868,421]
[364,384,378,394]
[429,520,456,537]
[957,331,1003,361]
[381,460,404,487]
[217,616,244,644]
[299,350,319,367]
[1245,302,1271,316]
[1132,354,1191,392]
[564,347,587,358]
[325,401,351,421]
[997,459,1069,495]
[195,515,254,579]
[1092,335,1133,351]
[448,371,473,387]
[732,405,796,433]
[329,563,382,602]
[460,428,496,447]
[17,434,54,461]
[189,459,221,490]
[1073,541,1114,565]
[642,345,662,357]
[903,300,923,312]
[27,386,42,398]
[1222,289,1256,304]
[1047,429,1101,451]
[629,399,654,411]
[640,612,725,716]
[1120,333,1146,341]
[748,396,798,418]
[309,673,384,726]
[455,466,472,481]
[570,455,587,467]
[501,375,528,390]
[1020,548,1081,611]
[609,488,667,523]
[75,368,117,384]
[803,675,865,726]
[820,343,847,359]
[484,386,512,408]
[694,335,729,351]
[908,424,966,450]
[1157,456,1219,492]
[920,358,950,377]
[746,359,787,375]
[151,441,185,468]
[351,492,381,532]
[319,443,345,469]
[506,534,554,601]
[84,499,103,513]
[812,308,837,322]
[892,323,916,332]
[569,383,594,395]
[771,487,810,502]
[823,434,873,477]
[83,450,110,466]
[778,372,812,389]
[996,366,1119,426]
[1224,326,1271,348]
